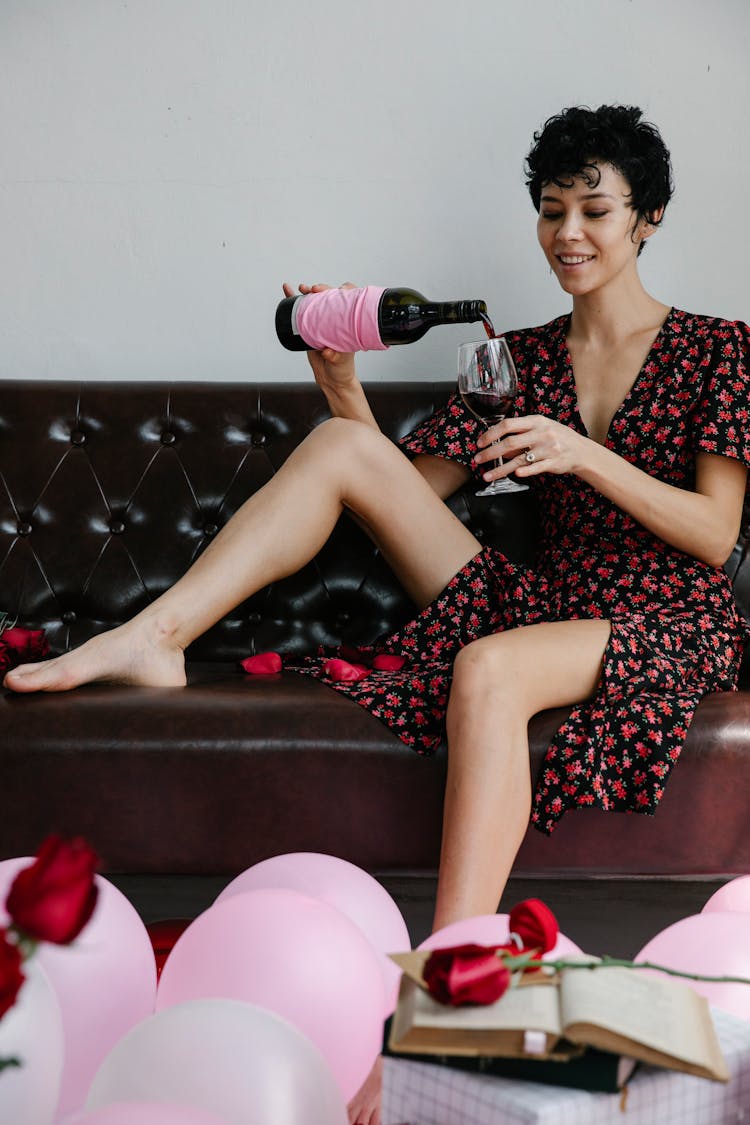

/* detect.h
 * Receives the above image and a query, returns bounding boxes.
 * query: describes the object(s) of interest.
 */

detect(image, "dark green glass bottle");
[276,286,491,352]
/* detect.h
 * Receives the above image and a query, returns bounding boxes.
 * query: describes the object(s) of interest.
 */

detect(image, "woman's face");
[536,163,652,298]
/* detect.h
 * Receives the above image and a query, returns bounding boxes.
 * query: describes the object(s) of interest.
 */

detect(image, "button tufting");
[16,522,32,536]
[70,429,86,446]
[203,523,219,537]
[161,430,176,445]
[247,611,261,624]
[62,610,76,624]
[109,520,125,535]
[251,431,267,447]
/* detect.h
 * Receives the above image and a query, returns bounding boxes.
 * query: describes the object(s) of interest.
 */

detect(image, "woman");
[4,104,749,1122]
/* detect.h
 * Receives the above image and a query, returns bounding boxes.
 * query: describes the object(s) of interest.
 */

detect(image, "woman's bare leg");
[433,618,611,931]
[349,620,612,1125]
[3,418,480,693]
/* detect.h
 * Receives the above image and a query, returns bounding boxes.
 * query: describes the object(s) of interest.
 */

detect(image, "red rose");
[0,626,49,667]
[509,898,558,953]
[6,835,99,944]
[0,929,25,1019]
[0,643,11,677]
[423,943,511,1006]
[240,652,283,675]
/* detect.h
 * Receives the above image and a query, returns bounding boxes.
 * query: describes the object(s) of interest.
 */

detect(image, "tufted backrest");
[1,380,748,662]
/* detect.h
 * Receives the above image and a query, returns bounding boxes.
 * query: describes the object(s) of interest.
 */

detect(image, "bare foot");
[2,615,187,693]
[347,1055,382,1125]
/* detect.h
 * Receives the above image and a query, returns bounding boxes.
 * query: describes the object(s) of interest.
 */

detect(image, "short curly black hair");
[525,105,674,251]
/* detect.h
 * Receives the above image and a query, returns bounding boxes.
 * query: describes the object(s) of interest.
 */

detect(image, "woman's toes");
[4,659,76,693]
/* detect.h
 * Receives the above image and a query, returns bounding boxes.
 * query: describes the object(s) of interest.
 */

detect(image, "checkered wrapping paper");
[382,1008,750,1124]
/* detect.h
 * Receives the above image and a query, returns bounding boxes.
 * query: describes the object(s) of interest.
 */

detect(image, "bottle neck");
[428,299,487,325]
[377,290,491,345]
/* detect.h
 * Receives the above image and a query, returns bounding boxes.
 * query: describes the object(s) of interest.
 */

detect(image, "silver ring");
[524,449,536,464]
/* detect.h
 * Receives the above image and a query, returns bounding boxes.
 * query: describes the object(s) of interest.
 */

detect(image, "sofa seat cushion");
[4,665,749,878]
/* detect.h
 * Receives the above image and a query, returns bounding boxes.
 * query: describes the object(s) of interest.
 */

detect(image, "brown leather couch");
[2,381,749,884]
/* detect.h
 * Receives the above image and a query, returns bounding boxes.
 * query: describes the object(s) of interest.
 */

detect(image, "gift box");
[382,1007,750,1125]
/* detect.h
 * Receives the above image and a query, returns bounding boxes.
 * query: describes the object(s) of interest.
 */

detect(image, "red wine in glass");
[457,336,528,496]
[461,390,513,423]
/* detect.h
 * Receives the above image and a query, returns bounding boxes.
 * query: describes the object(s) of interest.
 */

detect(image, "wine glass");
[457,336,528,496]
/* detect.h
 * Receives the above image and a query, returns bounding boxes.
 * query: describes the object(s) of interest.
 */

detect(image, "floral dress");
[287,309,750,834]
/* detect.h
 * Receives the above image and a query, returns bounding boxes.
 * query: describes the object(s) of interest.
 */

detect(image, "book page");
[411,978,562,1035]
[559,966,724,1073]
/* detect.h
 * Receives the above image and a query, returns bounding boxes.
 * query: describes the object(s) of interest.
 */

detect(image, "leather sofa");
[2,380,749,886]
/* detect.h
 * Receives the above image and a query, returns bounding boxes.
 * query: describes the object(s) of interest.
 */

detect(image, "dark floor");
[108,871,728,960]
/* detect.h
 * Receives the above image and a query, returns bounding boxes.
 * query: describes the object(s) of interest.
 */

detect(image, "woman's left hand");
[474,415,590,481]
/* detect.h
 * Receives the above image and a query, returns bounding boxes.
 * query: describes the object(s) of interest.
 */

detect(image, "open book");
[388,951,729,1083]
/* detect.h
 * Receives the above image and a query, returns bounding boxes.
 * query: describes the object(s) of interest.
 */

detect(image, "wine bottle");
[275,286,494,353]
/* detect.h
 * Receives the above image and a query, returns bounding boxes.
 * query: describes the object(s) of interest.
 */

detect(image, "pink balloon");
[63,1102,230,1124]
[702,875,750,916]
[635,911,750,1020]
[216,852,409,1016]
[418,913,583,959]
[156,889,384,1101]
[0,858,157,1120]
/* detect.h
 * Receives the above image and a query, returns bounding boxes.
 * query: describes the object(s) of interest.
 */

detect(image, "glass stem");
[486,417,505,479]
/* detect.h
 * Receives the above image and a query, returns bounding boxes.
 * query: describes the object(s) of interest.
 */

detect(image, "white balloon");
[62,1100,231,1124]
[0,860,157,1120]
[86,999,347,1125]
[0,959,64,1125]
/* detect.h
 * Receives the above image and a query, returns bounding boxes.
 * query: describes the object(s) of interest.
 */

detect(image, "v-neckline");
[561,306,675,447]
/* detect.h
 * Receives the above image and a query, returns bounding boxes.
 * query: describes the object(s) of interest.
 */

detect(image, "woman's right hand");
[281,282,358,393]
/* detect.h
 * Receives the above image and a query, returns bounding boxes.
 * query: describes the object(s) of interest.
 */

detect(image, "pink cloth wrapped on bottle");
[294,286,389,352]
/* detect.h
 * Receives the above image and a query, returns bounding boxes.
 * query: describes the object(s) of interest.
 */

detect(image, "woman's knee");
[451,634,532,709]
[306,417,395,473]
[451,621,610,721]
[294,416,367,474]
[313,415,380,450]
[314,411,416,486]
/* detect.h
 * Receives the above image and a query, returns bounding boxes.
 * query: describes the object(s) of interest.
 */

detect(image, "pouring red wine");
[457,335,528,496]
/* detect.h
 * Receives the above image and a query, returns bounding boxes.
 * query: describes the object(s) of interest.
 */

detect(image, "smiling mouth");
[557,255,595,265]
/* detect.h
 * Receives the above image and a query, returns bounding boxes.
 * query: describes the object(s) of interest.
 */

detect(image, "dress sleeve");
[397,390,482,469]
[693,320,750,466]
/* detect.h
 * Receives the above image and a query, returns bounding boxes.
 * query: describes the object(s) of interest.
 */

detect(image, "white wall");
[0,0,747,383]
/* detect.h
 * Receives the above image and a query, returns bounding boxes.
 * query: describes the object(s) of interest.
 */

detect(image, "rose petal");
[241,652,283,675]
[509,898,559,953]
[324,658,370,682]
[0,927,25,1020]
[372,654,406,672]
